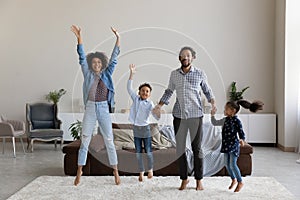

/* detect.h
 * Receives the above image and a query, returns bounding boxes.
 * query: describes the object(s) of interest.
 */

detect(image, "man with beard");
[153,46,216,191]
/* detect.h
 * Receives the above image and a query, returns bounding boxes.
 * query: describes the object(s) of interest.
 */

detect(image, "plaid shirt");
[160,66,215,119]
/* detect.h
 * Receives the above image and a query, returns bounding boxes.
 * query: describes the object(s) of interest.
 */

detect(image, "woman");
[71,25,120,186]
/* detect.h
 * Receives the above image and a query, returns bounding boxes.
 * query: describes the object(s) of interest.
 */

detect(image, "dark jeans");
[133,125,153,172]
[173,117,203,180]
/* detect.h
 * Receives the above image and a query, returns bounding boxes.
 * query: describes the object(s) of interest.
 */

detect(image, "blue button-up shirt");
[127,80,158,126]
[77,44,120,109]
[160,66,215,119]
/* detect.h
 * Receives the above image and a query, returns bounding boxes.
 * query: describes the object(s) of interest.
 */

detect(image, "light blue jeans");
[78,101,118,166]
[224,152,242,182]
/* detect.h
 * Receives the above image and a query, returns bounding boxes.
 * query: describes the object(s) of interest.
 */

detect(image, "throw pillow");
[113,129,135,150]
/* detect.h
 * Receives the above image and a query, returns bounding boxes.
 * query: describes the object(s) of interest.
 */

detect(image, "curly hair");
[179,46,196,59]
[86,52,108,70]
[226,100,264,113]
[138,83,152,92]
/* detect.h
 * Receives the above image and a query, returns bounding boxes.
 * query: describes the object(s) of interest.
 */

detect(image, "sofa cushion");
[29,129,63,138]
[32,120,54,129]
[113,129,135,150]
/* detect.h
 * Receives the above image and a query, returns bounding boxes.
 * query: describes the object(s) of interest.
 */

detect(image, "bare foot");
[234,182,244,192]
[229,179,237,190]
[196,180,204,191]
[178,179,189,190]
[74,169,83,186]
[147,170,153,179]
[113,169,121,185]
[139,172,144,182]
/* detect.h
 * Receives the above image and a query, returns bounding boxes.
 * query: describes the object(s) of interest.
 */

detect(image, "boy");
[127,64,160,182]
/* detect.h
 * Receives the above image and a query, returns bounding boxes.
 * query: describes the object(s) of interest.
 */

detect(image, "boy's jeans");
[133,125,153,172]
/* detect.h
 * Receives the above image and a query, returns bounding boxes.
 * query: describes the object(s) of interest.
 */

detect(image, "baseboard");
[248,143,277,147]
[277,143,296,152]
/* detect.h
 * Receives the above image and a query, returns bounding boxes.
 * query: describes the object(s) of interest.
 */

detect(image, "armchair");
[0,116,26,157]
[26,103,64,152]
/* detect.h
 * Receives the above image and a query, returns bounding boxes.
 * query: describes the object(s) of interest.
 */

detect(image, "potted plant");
[69,120,82,140]
[229,81,249,101]
[45,88,67,105]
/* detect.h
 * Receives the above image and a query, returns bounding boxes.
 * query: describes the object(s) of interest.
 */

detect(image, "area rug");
[8,176,295,200]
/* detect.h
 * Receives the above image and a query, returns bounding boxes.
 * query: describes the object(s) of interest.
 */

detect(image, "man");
[154,46,216,190]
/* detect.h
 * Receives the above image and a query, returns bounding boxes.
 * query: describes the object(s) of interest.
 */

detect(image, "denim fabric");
[77,44,120,108]
[224,152,242,182]
[78,101,118,166]
[133,125,153,172]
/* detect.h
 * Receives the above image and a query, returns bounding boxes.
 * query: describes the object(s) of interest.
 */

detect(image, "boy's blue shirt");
[77,44,120,109]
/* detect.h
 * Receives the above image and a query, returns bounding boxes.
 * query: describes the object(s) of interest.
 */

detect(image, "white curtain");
[296,79,300,163]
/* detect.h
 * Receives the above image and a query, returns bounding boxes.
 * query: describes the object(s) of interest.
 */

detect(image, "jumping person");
[127,64,160,182]
[153,46,216,190]
[211,100,263,192]
[71,25,121,186]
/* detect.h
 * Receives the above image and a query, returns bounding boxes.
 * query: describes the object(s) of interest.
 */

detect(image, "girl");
[211,100,263,192]
[71,25,120,186]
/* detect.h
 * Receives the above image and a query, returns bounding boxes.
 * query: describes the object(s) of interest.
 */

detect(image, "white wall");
[1,1,276,121]
[284,0,300,149]
[275,0,286,148]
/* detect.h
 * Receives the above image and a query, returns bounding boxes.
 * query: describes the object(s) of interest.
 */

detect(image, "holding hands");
[211,106,217,116]
[152,104,162,119]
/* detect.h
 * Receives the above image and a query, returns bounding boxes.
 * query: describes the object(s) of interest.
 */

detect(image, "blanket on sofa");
[91,122,225,177]
[160,122,225,177]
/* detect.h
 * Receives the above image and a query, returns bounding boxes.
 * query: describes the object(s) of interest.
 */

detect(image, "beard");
[180,59,191,68]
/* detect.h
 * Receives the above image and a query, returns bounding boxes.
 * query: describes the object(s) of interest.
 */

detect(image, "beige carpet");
[8,176,295,200]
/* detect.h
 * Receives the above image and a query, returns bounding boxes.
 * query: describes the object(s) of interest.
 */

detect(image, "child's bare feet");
[196,180,204,191]
[229,179,237,190]
[147,169,153,179]
[113,169,121,185]
[139,172,144,182]
[74,168,83,186]
[234,182,244,192]
[178,179,189,190]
